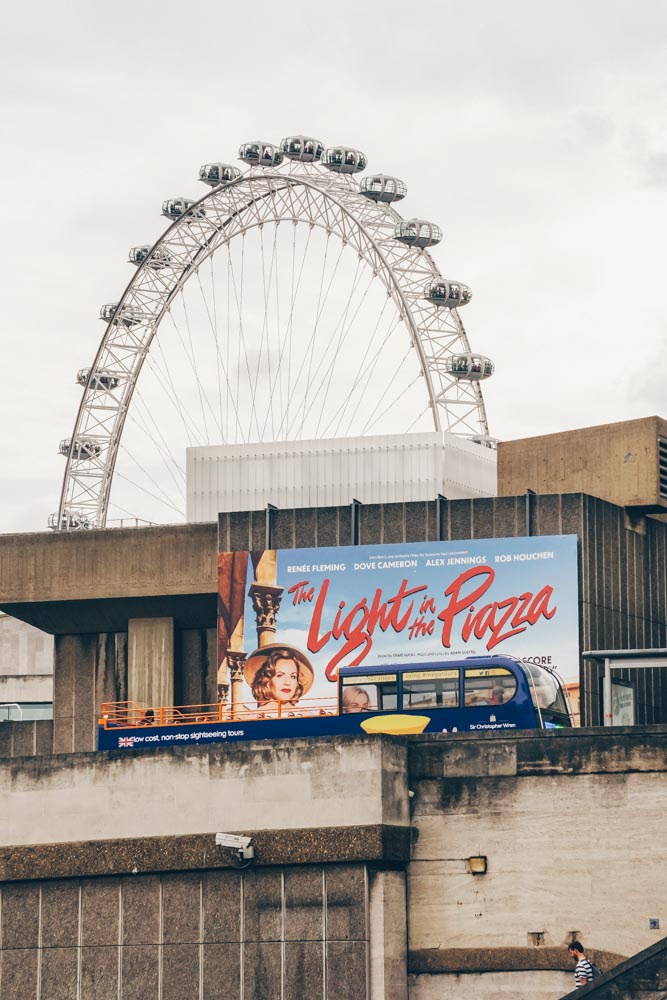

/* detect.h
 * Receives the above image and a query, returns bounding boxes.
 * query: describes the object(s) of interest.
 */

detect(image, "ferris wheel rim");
[58,161,488,530]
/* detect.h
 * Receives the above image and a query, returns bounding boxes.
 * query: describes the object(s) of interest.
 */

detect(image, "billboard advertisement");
[97,534,579,750]
[217,535,580,717]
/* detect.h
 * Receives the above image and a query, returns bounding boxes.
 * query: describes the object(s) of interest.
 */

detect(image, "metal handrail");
[0,703,23,722]
[100,696,339,729]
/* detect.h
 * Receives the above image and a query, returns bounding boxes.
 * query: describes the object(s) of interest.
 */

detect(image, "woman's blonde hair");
[342,685,371,712]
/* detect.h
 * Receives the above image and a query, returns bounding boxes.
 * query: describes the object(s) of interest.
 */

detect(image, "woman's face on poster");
[270,657,299,702]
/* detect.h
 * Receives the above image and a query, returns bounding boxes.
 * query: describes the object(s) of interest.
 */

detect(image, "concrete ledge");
[0,736,410,846]
[408,947,627,975]
[409,726,667,779]
[0,824,410,882]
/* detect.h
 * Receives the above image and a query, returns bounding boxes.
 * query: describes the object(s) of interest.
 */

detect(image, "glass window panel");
[464,668,516,707]
[403,673,459,710]
[341,676,397,714]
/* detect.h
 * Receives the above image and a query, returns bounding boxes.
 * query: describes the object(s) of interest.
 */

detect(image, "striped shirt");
[574,957,594,987]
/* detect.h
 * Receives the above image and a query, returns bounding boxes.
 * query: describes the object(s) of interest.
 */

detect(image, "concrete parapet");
[0,735,409,849]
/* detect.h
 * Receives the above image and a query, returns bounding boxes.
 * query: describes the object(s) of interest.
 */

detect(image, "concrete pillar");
[128,618,174,709]
[369,870,408,1000]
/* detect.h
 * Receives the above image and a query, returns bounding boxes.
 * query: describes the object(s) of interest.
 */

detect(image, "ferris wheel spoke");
[194,261,246,445]
[361,363,422,436]
[113,469,185,517]
[116,445,185,515]
[179,294,213,443]
[404,405,431,435]
[146,327,208,447]
[129,390,187,497]
[330,308,403,438]
[258,222,315,441]
[248,222,279,441]
[286,237,348,440]
[166,300,225,443]
[197,263,224,443]
[312,259,374,437]
[359,344,416,436]
[226,234,259,442]
[293,232,333,436]
[287,251,367,435]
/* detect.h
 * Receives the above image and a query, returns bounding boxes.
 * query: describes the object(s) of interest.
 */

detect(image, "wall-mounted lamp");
[467,855,488,875]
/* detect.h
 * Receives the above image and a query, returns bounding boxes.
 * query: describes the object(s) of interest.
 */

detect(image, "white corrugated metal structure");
[186,432,497,521]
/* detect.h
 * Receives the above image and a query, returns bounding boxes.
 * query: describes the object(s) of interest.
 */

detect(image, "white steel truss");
[58,158,490,529]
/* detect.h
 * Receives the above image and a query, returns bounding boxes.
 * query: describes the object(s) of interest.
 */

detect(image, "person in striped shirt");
[568,941,594,988]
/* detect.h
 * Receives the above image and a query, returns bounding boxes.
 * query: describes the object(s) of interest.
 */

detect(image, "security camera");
[215,832,255,862]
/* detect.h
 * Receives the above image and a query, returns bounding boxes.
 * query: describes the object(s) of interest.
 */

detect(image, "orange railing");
[99,696,339,729]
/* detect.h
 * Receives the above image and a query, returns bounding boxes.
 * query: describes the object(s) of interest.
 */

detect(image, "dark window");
[403,669,459,710]
[464,668,516,707]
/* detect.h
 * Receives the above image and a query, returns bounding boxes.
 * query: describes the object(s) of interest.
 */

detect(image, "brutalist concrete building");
[0,488,666,998]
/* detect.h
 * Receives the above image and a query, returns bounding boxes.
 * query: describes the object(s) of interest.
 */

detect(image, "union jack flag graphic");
[118,737,135,748]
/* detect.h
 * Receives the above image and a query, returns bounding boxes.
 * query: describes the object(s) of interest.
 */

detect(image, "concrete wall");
[0,728,665,1000]
[0,737,408,848]
[497,415,667,512]
[0,614,53,706]
[0,866,371,1000]
[0,523,216,606]
[407,729,666,996]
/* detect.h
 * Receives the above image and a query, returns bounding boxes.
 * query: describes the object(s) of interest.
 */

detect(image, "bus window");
[341,674,397,713]
[522,661,569,717]
[403,669,459,710]
[464,667,516,707]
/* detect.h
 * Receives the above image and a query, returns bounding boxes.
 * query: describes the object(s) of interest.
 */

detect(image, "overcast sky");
[1,0,665,533]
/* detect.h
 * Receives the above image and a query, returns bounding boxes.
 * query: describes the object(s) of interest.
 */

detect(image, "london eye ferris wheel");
[53,135,495,531]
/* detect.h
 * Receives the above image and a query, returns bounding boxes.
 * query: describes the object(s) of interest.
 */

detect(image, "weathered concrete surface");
[370,870,408,1000]
[0,523,217,634]
[0,719,52,758]
[0,736,409,847]
[0,728,666,1000]
[408,728,667,985]
[0,826,410,882]
[0,523,217,604]
[0,865,370,1000]
[409,970,574,1000]
[0,614,53,709]
[498,415,667,512]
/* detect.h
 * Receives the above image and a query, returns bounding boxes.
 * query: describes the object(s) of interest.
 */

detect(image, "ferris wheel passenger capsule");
[162,198,206,221]
[239,142,284,167]
[360,175,407,203]
[76,368,123,391]
[444,353,494,381]
[48,510,93,531]
[394,219,442,248]
[128,245,174,269]
[426,281,472,308]
[469,434,499,449]
[59,437,104,460]
[99,303,145,326]
[198,163,242,186]
[321,147,368,173]
[280,136,325,162]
